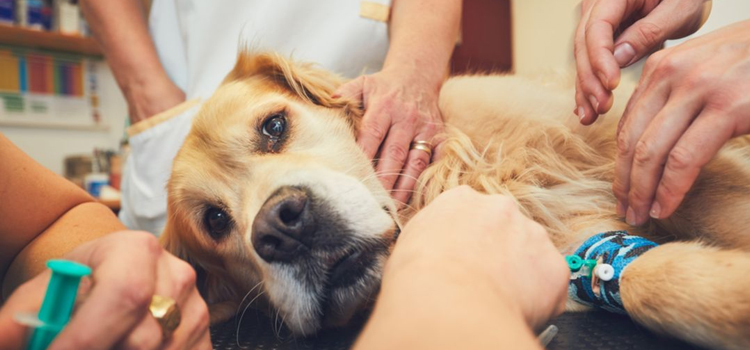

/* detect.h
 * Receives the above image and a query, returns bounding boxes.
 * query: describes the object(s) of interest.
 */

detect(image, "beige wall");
[511,0,749,82]
[511,0,580,75]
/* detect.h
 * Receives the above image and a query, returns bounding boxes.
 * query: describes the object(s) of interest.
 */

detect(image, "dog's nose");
[252,186,315,263]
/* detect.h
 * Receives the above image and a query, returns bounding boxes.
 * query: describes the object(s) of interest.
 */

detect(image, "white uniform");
[120,0,391,234]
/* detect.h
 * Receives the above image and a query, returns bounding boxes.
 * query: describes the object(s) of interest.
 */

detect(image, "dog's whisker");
[236,289,266,348]
[234,281,265,320]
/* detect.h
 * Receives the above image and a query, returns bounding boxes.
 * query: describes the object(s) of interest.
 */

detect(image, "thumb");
[613,1,707,67]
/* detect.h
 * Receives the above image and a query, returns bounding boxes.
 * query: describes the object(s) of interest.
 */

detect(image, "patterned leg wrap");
[567,231,658,314]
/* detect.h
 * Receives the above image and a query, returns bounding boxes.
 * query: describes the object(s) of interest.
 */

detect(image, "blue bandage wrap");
[568,231,658,314]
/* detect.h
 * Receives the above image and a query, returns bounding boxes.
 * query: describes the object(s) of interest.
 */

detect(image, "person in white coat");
[81,0,461,234]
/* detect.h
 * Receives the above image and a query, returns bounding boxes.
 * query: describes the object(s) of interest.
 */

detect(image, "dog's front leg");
[621,241,750,350]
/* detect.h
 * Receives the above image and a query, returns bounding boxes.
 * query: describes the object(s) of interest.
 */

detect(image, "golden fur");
[163,52,750,348]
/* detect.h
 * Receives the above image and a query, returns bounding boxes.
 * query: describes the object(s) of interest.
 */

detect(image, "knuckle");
[684,70,711,90]
[362,121,387,141]
[122,329,161,350]
[453,184,473,194]
[574,40,587,58]
[655,181,682,205]
[628,186,651,206]
[655,54,680,76]
[407,155,429,173]
[667,146,695,172]
[385,143,409,161]
[493,195,518,213]
[195,301,211,332]
[449,185,475,198]
[131,231,162,257]
[119,280,154,312]
[528,221,548,238]
[643,51,664,75]
[174,263,198,292]
[616,131,633,157]
[58,332,98,349]
[634,21,664,49]
[633,139,655,166]
[612,182,628,200]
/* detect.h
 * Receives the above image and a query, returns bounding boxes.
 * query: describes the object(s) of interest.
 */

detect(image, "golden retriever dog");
[161,52,750,349]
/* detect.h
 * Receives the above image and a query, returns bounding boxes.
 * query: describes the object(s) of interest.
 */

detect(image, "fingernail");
[576,106,585,121]
[614,43,636,67]
[596,72,609,90]
[588,95,599,112]
[626,206,637,226]
[649,202,661,219]
[331,93,341,98]
[616,201,625,217]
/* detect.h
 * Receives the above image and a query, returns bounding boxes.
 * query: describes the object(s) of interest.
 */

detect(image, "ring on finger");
[410,140,433,158]
[149,295,181,339]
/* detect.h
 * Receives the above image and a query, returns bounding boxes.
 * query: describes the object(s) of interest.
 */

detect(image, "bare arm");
[354,263,541,350]
[80,0,184,124]
[353,187,568,349]
[385,0,461,90]
[0,134,125,298]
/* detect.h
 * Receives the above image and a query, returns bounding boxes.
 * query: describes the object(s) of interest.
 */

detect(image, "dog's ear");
[224,52,363,126]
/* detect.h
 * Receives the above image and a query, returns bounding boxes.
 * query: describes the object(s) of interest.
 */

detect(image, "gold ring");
[149,295,181,339]
[410,140,433,158]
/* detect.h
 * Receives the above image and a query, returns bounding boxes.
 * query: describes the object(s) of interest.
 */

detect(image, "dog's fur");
[162,52,750,349]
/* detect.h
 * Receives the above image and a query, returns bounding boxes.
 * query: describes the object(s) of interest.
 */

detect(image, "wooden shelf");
[0,119,110,131]
[0,25,102,56]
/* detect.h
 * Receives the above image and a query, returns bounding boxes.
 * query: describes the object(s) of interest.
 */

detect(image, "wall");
[511,1,749,82]
[1,62,128,175]
[668,0,750,47]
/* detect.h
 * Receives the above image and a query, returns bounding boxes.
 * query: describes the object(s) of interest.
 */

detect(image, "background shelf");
[0,25,102,56]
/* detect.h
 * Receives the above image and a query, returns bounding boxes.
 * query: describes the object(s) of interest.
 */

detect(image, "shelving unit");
[0,25,102,56]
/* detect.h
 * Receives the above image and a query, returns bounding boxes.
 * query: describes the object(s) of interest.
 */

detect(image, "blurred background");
[1,0,748,213]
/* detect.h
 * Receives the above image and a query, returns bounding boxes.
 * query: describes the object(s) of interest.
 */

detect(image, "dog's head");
[162,53,399,335]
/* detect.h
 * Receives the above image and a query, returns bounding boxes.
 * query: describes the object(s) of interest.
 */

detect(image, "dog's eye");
[262,114,286,138]
[204,207,231,239]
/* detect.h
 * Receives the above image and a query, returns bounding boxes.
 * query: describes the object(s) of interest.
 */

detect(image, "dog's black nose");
[252,186,315,263]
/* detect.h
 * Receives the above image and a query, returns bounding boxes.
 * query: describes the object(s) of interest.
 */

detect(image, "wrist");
[360,260,538,349]
[121,73,185,123]
[381,55,448,92]
[383,250,522,315]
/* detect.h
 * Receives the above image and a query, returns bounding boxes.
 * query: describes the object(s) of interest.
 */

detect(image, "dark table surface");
[210,308,705,350]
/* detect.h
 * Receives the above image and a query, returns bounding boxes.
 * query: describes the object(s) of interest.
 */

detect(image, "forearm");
[354,263,541,350]
[386,0,461,89]
[1,202,125,299]
[82,0,166,94]
[81,0,183,123]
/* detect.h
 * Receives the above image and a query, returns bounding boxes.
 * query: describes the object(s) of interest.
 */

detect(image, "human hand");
[574,0,710,124]
[0,231,211,350]
[387,186,569,329]
[613,20,750,226]
[125,77,185,124]
[334,67,444,207]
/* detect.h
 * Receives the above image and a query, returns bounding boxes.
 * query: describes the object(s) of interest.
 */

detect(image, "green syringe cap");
[46,260,91,277]
[25,259,91,350]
